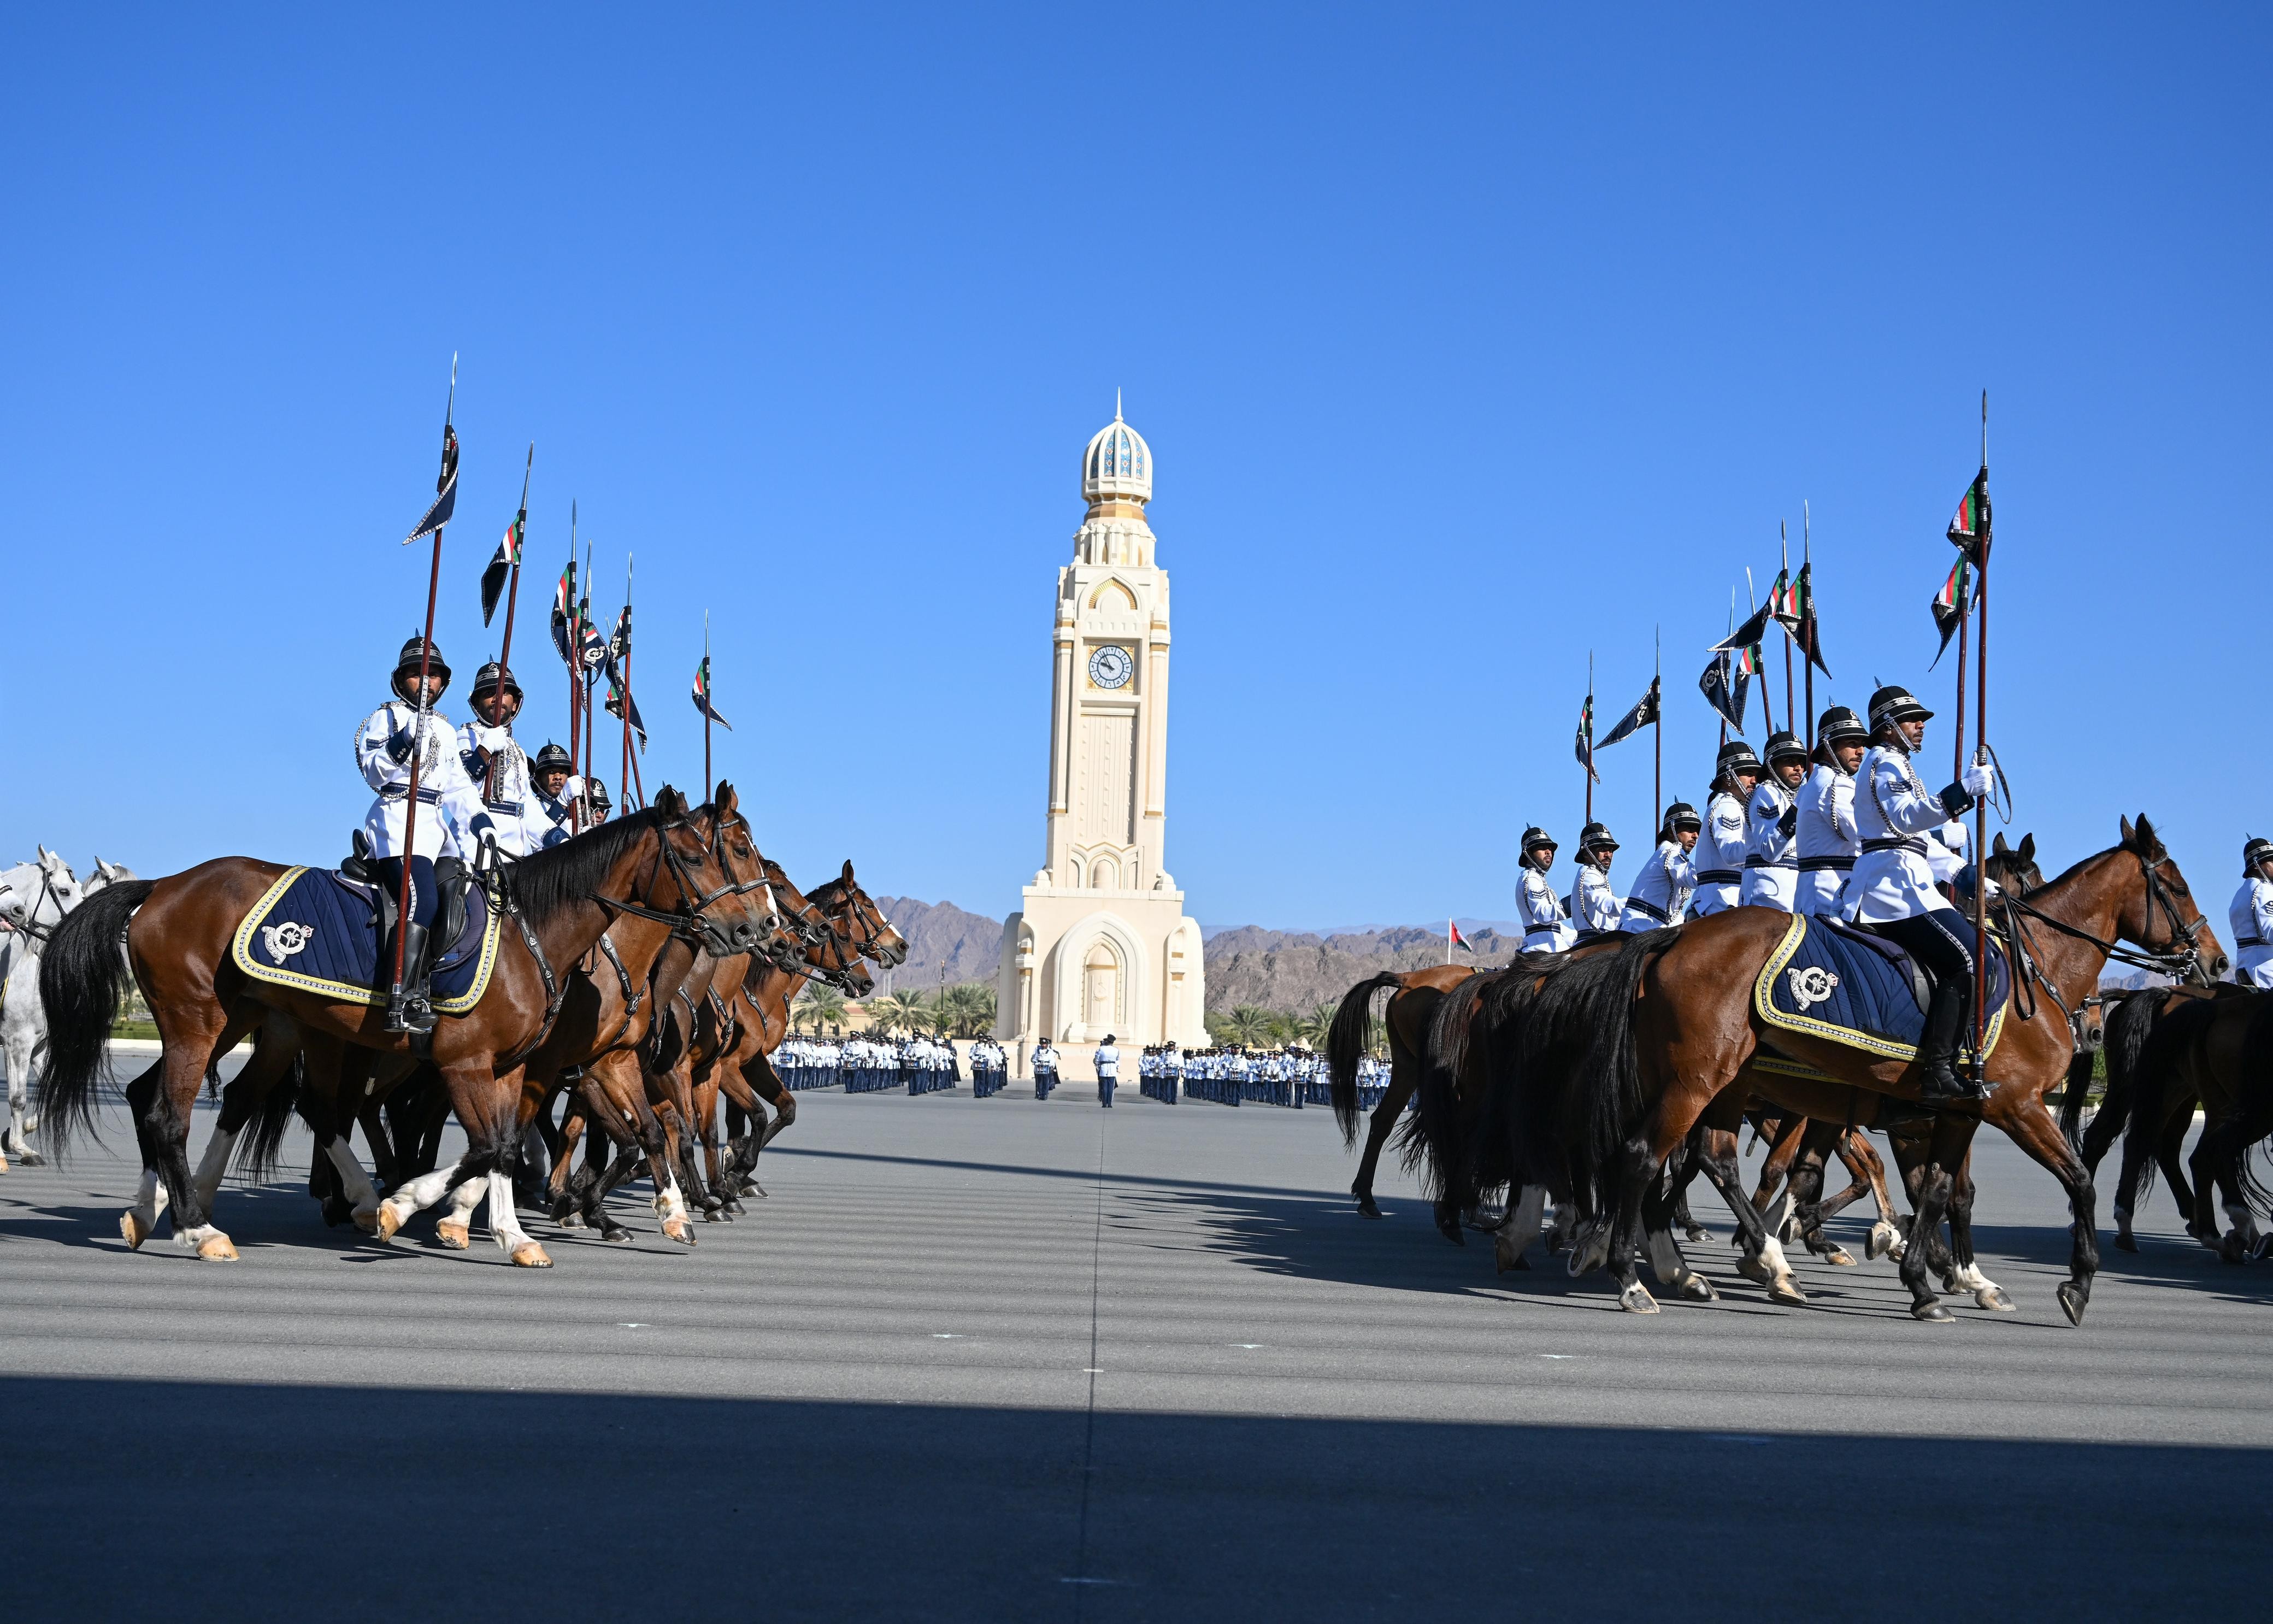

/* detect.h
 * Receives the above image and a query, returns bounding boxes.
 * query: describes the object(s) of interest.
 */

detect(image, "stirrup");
[384,990,438,1036]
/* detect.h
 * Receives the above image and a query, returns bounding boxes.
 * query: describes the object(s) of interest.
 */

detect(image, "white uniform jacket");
[357,702,490,862]
[1620,840,1694,931]
[1844,743,1971,924]
[2229,876,2273,988]
[456,721,559,857]
[1094,1044,1120,1080]
[1691,791,1748,916]
[1927,820,1968,889]
[1795,763,1859,917]
[1569,863,1622,935]
[1741,778,1799,911]
[1516,866,1576,952]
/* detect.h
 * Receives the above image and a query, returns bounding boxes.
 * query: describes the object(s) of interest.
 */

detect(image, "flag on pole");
[550,562,578,670]
[1449,919,1471,953]
[1928,556,1974,669]
[1699,650,1746,732]
[404,425,459,544]
[1767,567,1800,638]
[1710,597,1777,657]
[1597,674,1660,749]
[691,655,734,731]
[1575,690,1598,782]
[1947,467,1991,564]
[1793,560,1833,678]
[604,676,647,748]
[481,511,523,626]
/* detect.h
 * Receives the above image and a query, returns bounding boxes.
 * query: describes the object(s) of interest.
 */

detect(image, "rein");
[1997,846,2204,982]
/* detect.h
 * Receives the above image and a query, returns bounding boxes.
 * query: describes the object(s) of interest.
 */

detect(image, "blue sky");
[3,7,2266,930]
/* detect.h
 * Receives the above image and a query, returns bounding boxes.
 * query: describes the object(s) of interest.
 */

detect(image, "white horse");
[0,852,134,1169]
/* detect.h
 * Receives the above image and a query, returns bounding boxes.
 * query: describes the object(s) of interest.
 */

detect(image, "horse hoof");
[725,1199,746,1217]
[2220,1238,2248,1266]
[1684,1226,1711,1244]
[196,1235,239,1262]
[557,1211,585,1229]
[16,1151,44,1168]
[1617,1282,1660,1314]
[1735,1255,1772,1286]
[376,1204,405,1243]
[702,1208,725,1223]
[435,1221,471,1250]
[119,1210,152,1250]
[352,1209,380,1235]
[1677,1273,1718,1302]
[509,1243,553,1268]
[663,1219,697,1246]
[1355,1197,1383,1219]
[1975,1286,2017,1313]
[2258,1234,2273,1262]
[2112,1232,2137,1253]
[2057,1282,2088,1326]
[600,1223,631,1243]
[1866,1223,1899,1261]
[1767,1278,1809,1307]
[1911,1301,1956,1323]
[1820,1246,1857,1267]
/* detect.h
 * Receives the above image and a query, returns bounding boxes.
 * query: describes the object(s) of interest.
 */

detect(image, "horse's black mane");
[510,807,663,924]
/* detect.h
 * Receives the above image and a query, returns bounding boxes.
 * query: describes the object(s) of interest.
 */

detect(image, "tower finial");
[1115,387,1123,422]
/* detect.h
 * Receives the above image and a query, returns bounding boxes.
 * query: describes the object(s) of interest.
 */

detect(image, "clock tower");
[996,401,1209,1058]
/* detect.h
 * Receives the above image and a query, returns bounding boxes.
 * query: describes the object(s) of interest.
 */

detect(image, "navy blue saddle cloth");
[229,866,500,1014]
[1753,911,2011,1063]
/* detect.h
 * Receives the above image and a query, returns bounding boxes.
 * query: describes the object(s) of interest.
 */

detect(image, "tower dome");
[1081,395,1152,505]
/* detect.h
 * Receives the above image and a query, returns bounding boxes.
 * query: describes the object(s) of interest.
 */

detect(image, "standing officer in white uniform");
[1845,684,1994,1102]
[1692,742,1762,917]
[1568,823,1623,934]
[1796,705,1868,917]
[2230,838,2273,988]
[1093,1034,1120,1108]
[1741,731,1809,911]
[1620,803,1700,931]
[356,634,496,1034]
[1515,827,1575,952]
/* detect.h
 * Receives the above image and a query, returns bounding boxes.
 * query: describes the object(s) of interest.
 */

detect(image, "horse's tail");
[2116,998,2207,1214]
[2056,1050,2097,1152]
[36,879,154,1157]
[1327,972,1404,1146]
[2223,998,2273,1219]
[2072,988,2151,1154]
[233,1046,305,1185]
[1544,931,1677,1218]
[1403,973,1489,1205]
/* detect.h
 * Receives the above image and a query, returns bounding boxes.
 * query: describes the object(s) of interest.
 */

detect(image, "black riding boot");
[384,920,437,1035]
[1916,978,1983,1103]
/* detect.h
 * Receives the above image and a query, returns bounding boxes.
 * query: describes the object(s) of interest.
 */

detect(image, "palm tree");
[938,980,997,1038]
[793,985,848,1034]
[867,991,929,1035]
[1290,999,1336,1050]
[1226,1004,1281,1048]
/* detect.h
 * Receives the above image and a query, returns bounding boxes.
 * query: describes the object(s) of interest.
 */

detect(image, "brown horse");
[1541,816,2221,1322]
[38,789,770,1265]
[2177,993,2273,1260]
[1324,963,1480,1220]
[2116,987,2273,1260]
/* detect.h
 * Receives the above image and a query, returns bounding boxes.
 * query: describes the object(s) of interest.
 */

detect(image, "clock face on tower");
[1087,644,1134,690]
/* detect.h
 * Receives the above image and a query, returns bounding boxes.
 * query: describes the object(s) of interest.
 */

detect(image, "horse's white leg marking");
[192,1123,239,1210]
[1494,1186,1547,1272]
[376,1165,462,1238]
[322,1139,381,1226]
[2225,1202,2261,1252]
[1947,1259,2016,1311]
[120,1167,170,1247]
[435,1178,485,1247]
[486,1171,551,1266]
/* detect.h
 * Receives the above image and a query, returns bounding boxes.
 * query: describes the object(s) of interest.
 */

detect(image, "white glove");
[1978,873,2001,900]
[562,774,586,801]
[1962,755,1993,798]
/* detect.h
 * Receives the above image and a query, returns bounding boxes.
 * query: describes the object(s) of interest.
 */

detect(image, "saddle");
[1753,911,2011,1067]
[339,829,471,951]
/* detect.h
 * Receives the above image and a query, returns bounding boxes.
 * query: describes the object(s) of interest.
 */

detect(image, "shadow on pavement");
[5,1376,2265,1621]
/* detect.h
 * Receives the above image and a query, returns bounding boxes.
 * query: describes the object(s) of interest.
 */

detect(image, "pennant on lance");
[1699,650,1746,732]
[403,423,458,544]
[1574,690,1598,782]
[550,561,578,670]
[1597,674,1659,749]
[1947,467,1991,565]
[691,655,734,731]
[1928,556,1973,670]
[1793,560,1832,678]
[481,511,523,626]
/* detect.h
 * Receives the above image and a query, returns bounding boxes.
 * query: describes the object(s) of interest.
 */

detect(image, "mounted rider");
[1845,683,1995,1103]
[584,778,613,825]
[356,634,496,1034]
[1620,803,1700,932]
[1795,705,1868,917]
[527,742,585,839]
[1515,826,1575,952]
[1691,741,1762,917]
[1568,822,1622,935]
[2231,837,2273,989]
[457,663,563,856]
[1741,730,1810,912]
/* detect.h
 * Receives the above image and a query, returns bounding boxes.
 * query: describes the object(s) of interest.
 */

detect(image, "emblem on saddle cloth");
[260,921,315,960]
[1785,964,1840,1011]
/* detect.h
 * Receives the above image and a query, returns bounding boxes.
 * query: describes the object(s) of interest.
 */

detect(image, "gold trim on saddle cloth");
[228,866,500,1015]
[1752,911,2004,1070]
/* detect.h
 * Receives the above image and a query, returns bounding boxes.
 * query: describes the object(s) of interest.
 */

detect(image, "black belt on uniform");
[1798,855,1856,872]
[1524,923,1564,938]
[1623,896,1670,924]
[2241,935,2266,949]
[1743,856,1794,870]
[1862,836,1928,856]
[1695,869,1740,885]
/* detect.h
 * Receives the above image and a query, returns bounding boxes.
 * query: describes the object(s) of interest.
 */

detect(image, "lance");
[1801,502,1815,739]
[1780,521,1795,737]
[1652,626,1662,833]
[580,540,595,821]
[1972,391,1992,1079]
[1584,649,1594,825]
[564,504,581,832]
[391,352,457,1015]
[1746,568,1771,736]
[497,443,533,676]
[703,610,713,805]
[619,555,633,819]
[1720,592,1732,749]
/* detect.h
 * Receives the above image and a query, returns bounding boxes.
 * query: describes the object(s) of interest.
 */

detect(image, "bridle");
[590,811,751,942]
[1995,845,2209,1034]
[1,863,74,946]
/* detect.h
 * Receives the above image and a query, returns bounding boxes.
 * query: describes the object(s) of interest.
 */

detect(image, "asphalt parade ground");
[4,1062,2270,1621]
